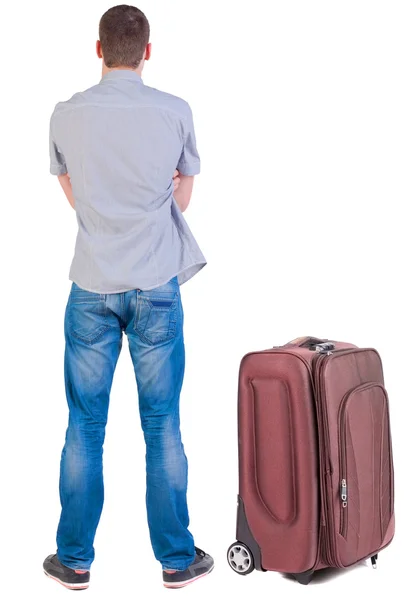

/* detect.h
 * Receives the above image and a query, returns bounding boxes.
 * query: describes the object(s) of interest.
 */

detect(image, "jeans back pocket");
[135,291,179,345]
[67,285,110,345]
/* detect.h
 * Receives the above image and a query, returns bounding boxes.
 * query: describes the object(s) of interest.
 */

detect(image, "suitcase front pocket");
[338,383,393,556]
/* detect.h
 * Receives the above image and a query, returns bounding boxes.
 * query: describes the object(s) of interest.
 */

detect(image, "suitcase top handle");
[285,336,336,353]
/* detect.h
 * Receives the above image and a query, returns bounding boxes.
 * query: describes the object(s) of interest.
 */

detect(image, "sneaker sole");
[44,570,89,590]
[163,564,214,588]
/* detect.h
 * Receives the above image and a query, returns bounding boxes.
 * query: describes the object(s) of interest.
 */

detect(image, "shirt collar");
[100,69,143,84]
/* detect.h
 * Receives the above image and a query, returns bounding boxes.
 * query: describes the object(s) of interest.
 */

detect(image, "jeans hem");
[57,554,91,571]
[161,557,195,571]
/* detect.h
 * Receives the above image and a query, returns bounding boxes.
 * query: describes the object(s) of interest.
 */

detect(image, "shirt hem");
[69,260,207,294]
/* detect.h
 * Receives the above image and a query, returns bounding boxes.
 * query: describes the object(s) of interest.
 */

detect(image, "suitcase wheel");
[227,542,255,575]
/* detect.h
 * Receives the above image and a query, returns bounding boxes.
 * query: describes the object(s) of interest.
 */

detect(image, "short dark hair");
[99,5,150,69]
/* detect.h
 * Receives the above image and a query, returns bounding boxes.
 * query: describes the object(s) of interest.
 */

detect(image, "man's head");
[97,5,151,74]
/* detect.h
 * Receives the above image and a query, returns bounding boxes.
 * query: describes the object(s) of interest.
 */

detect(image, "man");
[43,4,213,590]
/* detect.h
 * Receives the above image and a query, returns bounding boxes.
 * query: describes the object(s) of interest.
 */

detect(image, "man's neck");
[102,65,143,78]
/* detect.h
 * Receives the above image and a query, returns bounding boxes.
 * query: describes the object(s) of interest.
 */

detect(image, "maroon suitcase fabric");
[230,337,395,584]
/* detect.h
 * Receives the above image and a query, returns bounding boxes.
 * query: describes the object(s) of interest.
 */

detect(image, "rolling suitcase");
[228,336,395,584]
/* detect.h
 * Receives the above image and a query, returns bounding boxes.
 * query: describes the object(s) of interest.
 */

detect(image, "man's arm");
[173,170,194,212]
[174,103,200,211]
[58,174,75,209]
[50,115,74,208]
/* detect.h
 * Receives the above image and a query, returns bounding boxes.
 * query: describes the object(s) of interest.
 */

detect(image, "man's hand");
[58,173,75,209]
[173,169,180,192]
[172,169,194,212]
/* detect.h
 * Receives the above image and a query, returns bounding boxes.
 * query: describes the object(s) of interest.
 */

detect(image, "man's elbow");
[174,174,194,212]
[178,194,192,212]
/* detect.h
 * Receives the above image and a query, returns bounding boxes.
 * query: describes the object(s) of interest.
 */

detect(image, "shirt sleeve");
[49,116,67,176]
[177,103,201,176]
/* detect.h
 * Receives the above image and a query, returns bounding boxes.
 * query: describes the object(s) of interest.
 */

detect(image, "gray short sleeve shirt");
[50,70,206,293]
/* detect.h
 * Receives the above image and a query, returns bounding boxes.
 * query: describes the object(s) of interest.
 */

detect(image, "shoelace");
[195,547,206,558]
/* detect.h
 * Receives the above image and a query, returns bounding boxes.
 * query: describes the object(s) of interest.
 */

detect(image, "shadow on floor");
[281,560,368,585]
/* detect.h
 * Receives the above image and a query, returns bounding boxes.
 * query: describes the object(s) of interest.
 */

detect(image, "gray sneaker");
[43,554,90,590]
[163,547,214,588]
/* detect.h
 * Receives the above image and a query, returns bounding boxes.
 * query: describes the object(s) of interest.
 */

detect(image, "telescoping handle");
[312,341,335,353]
[285,336,336,353]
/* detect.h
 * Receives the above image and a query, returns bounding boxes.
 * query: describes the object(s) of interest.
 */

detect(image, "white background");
[1,0,403,598]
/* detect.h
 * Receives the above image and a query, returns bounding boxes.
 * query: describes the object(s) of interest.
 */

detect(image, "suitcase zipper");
[315,350,380,566]
[339,390,350,539]
[314,350,352,567]
[340,479,348,537]
[338,382,388,540]
[313,352,336,566]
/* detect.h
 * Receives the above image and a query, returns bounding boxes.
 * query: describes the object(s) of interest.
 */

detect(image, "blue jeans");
[56,277,195,571]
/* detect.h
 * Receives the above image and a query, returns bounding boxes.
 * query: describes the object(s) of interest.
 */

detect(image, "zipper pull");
[341,479,347,507]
